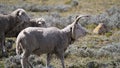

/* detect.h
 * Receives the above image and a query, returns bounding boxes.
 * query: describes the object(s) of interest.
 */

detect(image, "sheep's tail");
[16,38,22,55]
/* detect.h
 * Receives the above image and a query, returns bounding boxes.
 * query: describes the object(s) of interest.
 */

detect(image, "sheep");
[6,18,47,37]
[29,18,47,27]
[0,8,30,57]
[16,15,89,68]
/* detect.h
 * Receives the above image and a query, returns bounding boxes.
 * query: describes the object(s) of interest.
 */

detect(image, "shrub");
[4,55,47,68]
[54,5,71,12]
[110,31,120,42]
[105,32,112,37]
[86,61,99,68]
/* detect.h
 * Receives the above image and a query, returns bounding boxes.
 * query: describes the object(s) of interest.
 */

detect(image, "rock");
[93,23,108,34]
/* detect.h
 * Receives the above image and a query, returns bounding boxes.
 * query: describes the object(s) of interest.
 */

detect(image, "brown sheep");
[0,8,30,57]
[6,18,46,37]
[16,15,89,68]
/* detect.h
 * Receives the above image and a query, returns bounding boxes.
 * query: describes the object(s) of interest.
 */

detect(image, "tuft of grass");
[85,23,97,31]
[0,61,4,68]
[105,32,112,37]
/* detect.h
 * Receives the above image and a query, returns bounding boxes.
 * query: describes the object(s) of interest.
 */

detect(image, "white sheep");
[16,15,89,68]
[0,8,30,57]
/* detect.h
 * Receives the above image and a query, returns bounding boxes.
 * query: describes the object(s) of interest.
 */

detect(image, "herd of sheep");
[0,8,90,68]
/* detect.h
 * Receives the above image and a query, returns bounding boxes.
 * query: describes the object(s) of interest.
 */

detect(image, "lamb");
[16,15,89,68]
[0,8,30,57]
[6,18,47,37]
[29,18,47,27]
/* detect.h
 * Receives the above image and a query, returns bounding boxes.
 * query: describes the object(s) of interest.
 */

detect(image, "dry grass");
[0,0,120,15]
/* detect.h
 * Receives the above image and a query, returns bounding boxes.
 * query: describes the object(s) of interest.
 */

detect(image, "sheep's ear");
[16,10,22,16]
[38,21,42,24]
[70,27,73,36]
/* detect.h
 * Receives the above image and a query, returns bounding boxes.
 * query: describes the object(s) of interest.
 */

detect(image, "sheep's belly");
[32,45,54,56]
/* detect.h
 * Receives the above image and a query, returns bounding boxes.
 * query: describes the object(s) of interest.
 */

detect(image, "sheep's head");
[30,18,47,27]
[71,15,89,40]
[11,8,30,23]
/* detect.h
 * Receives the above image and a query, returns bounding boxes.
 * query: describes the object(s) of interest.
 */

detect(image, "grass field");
[0,0,120,68]
[0,0,120,15]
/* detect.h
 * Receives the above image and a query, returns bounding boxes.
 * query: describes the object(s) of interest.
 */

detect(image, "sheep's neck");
[61,28,75,45]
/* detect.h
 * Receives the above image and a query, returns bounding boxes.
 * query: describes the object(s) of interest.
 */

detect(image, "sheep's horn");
[74,15,90,24]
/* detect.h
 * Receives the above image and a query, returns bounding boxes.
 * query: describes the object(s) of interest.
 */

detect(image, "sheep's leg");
[0,33,7,57]
[60,54,65,68]
[27,60,33,68]
[21,53,27,68]
[0,35,2,57]
[2,35,7,57]
[56,50,65,68]
[46,53,52,68]
[21,50,31,68]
